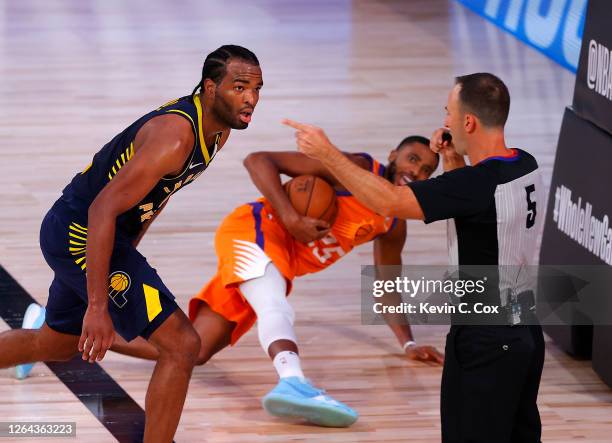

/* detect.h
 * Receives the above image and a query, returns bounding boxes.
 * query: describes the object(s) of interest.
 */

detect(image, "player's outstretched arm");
[243,151,367,242]
[81,115,193,363]
[374,220,444,365]
[283,119,425,220]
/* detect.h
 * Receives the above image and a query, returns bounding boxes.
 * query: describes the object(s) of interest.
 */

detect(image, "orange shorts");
[188,201,296,345]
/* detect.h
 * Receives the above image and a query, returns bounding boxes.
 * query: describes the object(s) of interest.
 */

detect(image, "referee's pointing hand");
[283,119,335,160]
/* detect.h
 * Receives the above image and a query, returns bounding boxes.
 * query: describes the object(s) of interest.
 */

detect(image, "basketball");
[284,175,338,224]
[109,272,129,292]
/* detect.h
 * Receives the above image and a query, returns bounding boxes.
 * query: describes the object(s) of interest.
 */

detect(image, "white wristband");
[403,340,417,351]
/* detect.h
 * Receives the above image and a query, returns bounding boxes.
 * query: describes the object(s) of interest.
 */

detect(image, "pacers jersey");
[60,94,220,239]
[291,153,397,276]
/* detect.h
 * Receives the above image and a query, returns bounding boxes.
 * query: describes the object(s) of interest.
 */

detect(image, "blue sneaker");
[262,377,358,427]
[15,303,46,380]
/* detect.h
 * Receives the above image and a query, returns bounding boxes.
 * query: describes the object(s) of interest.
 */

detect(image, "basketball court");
[1,1,611,441]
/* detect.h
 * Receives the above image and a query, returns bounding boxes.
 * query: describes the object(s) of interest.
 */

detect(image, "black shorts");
[39,201,178,342]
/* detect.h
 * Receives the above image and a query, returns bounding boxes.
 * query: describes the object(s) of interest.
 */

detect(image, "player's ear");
[388,149,398,163]
[203,78,216,100]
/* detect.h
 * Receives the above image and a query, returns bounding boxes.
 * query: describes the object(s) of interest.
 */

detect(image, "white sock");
[273,351,305,380]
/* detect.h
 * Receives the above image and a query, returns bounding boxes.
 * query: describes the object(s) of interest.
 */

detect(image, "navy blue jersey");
[60,94,220,239]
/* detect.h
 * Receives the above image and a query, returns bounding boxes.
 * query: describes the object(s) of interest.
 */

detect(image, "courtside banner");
[573,0,612,135]
[540,107,612,268]
[456,0,587,72]
[536,106,612,361]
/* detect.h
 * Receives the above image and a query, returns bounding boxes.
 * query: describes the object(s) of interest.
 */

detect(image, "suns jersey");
[290,154,396,276]
[59,94,220,239]
[191,153,397,344]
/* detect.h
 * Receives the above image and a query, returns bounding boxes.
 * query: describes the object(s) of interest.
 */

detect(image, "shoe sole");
[262,393,358,427]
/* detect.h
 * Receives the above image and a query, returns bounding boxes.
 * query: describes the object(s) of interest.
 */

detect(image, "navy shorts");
[39,201,178,342]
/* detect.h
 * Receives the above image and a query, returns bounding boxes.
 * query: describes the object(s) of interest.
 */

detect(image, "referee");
[284,73,545,442]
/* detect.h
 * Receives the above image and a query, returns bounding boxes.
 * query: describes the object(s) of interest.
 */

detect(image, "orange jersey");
[292,167,397,276]
[190,153,397,345]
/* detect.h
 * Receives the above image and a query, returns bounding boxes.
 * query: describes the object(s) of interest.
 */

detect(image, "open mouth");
[398,172,413,186]
[239,110,253,124]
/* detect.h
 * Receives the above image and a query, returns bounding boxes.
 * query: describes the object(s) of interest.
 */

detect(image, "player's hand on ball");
[282,213,331,243]
[405,345,445,365]
[79,305,116,363]
[282,119,335,160]
[430,128,455,155]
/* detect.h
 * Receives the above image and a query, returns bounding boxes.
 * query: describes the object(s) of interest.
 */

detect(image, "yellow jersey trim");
[81,163,93,175]
[192,94,211,165]
[165,108,210,165]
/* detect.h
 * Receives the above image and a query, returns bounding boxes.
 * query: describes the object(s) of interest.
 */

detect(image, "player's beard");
[212,92,248,130]
[385,160,397,184]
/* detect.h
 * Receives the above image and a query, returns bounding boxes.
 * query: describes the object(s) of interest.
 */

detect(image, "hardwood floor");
[0,0,610,441]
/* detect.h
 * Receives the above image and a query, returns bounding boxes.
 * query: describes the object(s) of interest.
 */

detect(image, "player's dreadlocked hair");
[191,45,259,97]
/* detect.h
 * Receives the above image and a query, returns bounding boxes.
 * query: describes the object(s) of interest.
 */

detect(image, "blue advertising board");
[457,0,588,72]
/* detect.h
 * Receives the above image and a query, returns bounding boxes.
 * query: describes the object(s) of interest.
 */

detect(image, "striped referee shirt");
[409,148,543,306]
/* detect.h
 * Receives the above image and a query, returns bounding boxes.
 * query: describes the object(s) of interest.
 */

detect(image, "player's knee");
[274,298,295,324]
[177,327,201,364]
[157,323,200,367]
[258,299,295,326]
[195,346,214,366]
